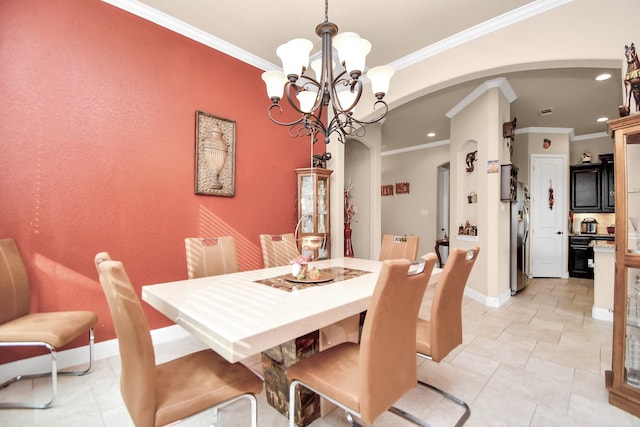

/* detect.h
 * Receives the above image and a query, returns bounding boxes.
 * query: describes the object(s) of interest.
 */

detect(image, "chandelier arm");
[282,81,322,116]
[345,99,390,126]
[266,103,311,128]
[285,112,330,144]
[329,76,364,113]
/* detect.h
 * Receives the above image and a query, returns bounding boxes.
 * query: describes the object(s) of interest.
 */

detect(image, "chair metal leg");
[289,380,363,427]
[388,405,433,427]
[291,378,442,427]
[415,352,470,426]
[417,379,470,427]
[0,328,95,409]
[209,393,258,427]
[387,378,470,427]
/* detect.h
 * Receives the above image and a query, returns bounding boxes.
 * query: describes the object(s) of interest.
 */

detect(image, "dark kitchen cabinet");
[571,164,601,212]
[568,235,593,279]
[600,154,615,212]
[570,154,615,213]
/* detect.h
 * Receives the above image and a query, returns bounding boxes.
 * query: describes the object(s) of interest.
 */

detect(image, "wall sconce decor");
[458,220,478,236]
[467,191,477,204]
[381,185,394,196]
[312,152,332,168]
[465,150,477,172]
[503,117,517,140]
[396,182,410,194]
[195,111,236,196]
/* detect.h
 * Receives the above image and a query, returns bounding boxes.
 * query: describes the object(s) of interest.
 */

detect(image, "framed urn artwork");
[195,111,236,196]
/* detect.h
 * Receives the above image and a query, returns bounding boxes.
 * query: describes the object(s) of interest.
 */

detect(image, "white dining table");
[142,257,441,363]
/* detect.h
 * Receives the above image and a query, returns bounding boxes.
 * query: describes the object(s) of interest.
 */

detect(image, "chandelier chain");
[324,0,328,23]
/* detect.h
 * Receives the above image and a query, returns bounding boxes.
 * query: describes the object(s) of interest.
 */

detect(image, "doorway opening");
[437,162,450,265]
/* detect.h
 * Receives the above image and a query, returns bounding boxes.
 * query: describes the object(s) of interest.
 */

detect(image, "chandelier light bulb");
[261,70,288,101]
[277,38,313,80]
[332,32,360,62]
[336,86,357,111]
[334,36,371,78]
[310,57,336,80]
[367,65,395,99]
[297,89,318,113]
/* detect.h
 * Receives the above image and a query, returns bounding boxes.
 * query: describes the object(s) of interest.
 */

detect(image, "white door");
[530,155,566,277]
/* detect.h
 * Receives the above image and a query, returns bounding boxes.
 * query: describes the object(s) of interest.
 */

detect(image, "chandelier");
[261,0,394,144]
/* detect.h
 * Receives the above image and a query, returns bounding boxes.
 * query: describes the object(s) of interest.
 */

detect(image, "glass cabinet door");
[300,176,315,233]
[296,168,332,260]
[627,135,640,254]
[627,267,640,387]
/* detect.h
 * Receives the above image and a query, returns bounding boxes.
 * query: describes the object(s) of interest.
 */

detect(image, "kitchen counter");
[591,239,615,322]
[570,233,615,240]
[591,239,615,252]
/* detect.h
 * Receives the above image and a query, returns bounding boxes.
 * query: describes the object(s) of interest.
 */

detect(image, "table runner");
[255,266,372,292]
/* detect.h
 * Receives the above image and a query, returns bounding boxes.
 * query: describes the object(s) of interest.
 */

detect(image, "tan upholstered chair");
[0,238,97,409]
[185,237,238,279]
[416,246,480,426]
[379,234,420,261]
[94,253,263,427]
[286,254,438,426]
[259,233,300,268]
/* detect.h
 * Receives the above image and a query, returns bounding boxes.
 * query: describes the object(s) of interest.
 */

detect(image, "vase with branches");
[344,180,356,257]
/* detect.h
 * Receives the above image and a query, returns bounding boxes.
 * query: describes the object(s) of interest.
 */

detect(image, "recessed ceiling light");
[427,132,436,138]
[596,73,612,81]
[596,117,608,122]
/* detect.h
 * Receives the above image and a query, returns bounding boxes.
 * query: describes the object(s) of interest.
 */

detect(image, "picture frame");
[195,111,236,196]
[487,160,499,173]
[396,182,410,195]
[381,185,394,196]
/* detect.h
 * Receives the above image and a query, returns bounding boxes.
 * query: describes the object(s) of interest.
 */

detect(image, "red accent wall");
[0,0,323,362]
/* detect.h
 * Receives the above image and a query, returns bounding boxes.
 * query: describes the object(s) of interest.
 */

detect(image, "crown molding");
[446,77,517,119]
[103,0,570,72]
[390,0,572,71]
[571,131,609,141]
[101,0,278,71]
[382,139,450,156]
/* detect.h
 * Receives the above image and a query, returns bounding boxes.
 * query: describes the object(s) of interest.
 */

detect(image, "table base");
[262,330,320,426]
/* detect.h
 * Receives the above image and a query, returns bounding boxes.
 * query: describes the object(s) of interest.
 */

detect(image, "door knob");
[556,231,563,234]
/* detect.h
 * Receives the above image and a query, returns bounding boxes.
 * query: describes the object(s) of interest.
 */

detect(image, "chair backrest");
[428,246,480,362]
[259,233,299,268]
[378,235,419,261]
[185,237,238,279]
[94,253,157,427]
[0,238,31,324]
[359,253,437,423]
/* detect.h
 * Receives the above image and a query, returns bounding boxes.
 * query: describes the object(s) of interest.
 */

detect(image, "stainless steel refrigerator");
[511,182,530,295]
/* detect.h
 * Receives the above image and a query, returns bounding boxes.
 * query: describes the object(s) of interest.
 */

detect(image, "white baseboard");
[0,324,191,383]
[464,286,511,308]
[592,306,613,322]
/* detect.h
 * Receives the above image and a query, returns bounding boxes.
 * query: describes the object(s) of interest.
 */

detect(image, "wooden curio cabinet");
[295,168,332,260]
[606,114,640,416]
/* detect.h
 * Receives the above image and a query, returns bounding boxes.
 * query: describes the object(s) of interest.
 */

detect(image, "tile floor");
[2,277,640,426]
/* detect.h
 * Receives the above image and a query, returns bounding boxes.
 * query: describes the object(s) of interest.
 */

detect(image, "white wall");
[345,140,371,259]
[381,143,450,259]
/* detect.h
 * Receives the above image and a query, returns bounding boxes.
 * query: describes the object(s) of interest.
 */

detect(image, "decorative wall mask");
[502,117,517,140]
[465,151,477,172]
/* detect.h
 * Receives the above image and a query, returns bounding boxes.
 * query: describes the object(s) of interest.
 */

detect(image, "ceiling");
[116,0,624,151]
